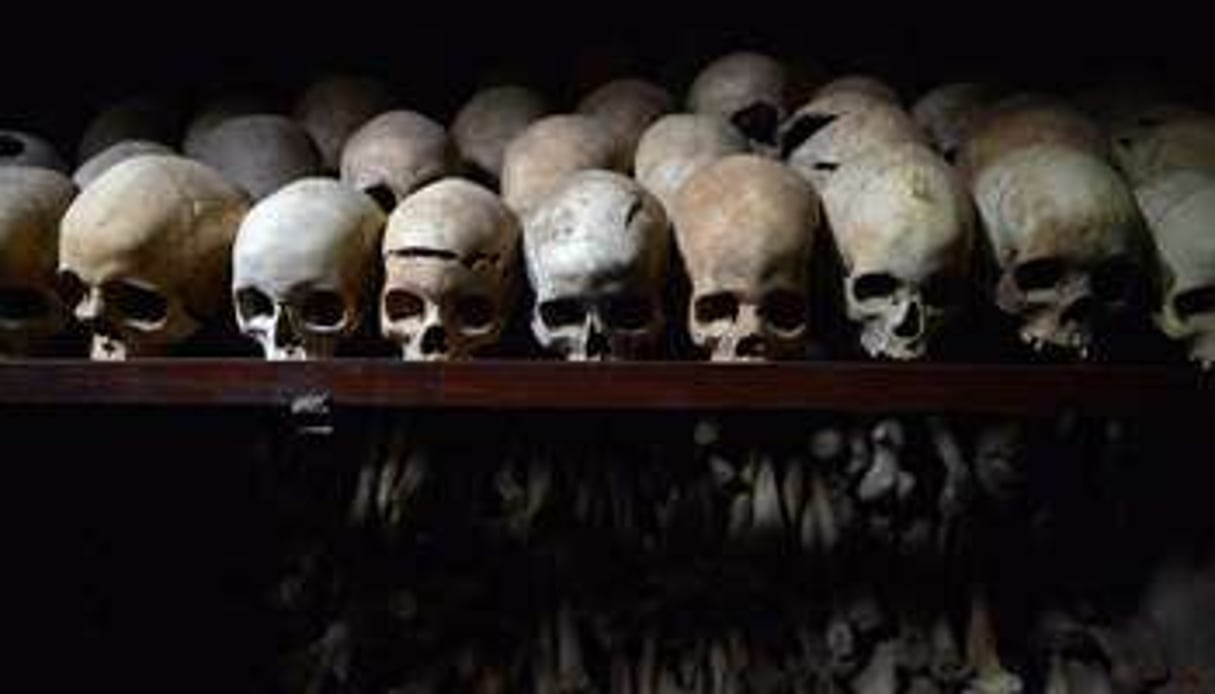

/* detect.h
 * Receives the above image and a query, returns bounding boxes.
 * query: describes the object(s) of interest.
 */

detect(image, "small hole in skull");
[235,287,275,321]
[299,291,346,329]
[454,294,494,331]
[813,161,839,172]
[759,290,807,332]
[363,184,397,214]
[852,273,898,302]
[780,114,838,158]
[0,134,25,158]
[1174,285,1215,320]
[384,290,425,320]
[0,286,50,321]
[601,293,653,331]
[731,102,779,146]
[55,270,87,310]
[539,298,586,328]
[104,281,168,324]
[893,302,923,339]
[1013,257,1065,292]
[395,247,460,262]
[694,292,739,323]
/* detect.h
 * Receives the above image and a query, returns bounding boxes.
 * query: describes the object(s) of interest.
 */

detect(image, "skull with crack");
[451,84,547,187]
[633,113,750,214]
[340,110,457,212]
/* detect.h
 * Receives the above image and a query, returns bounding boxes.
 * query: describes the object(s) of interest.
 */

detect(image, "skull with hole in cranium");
[58,155,249,360]
[673,154,820,361]
[233,178,384,360]
[688,51,789,155]
[524,170,668,361]
[822,142,974,359]
[381,178,520,361]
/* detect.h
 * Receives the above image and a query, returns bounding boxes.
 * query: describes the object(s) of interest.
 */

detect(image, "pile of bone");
[2,53,1214,364]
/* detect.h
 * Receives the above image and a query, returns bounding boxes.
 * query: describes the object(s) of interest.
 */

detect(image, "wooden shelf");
[0,360,1209,415]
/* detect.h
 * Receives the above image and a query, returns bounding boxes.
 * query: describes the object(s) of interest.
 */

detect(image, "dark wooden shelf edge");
[0,361,1209,415]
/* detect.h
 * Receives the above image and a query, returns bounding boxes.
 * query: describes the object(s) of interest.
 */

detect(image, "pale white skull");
[524,170,669,360]
[958,93,1107,181]
[972,144,1150,355]
[59,155,249,360]
[672,154,820,361]
[340,110,456,211]
[0,130,67,172]
[1111,109,1215,186]
[181,91,275,156]
[821,142,974,359]
[500,114,624,217]
[78,96,178,163]
[1134,170,1215,367]
[814,74,900,105]
[186,114,321,199]
[294,74,392,172]
[782,90,926,191]
[381,178,520,360]
[73,140,175,188]
[577,78,673,162]
[687,51,788,153]
[633,113,750,214]
[0,167,76,357]
[233,178,384,360]
[451,85,547,186]
[911,83,995,164]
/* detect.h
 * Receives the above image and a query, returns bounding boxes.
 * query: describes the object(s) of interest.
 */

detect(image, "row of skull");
[2,52,1214,363]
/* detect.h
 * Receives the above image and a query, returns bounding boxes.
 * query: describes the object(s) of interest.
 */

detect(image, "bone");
[452,85,548,186]
[295,74,393,172]
[72,140,175,188]
[912,83,996,163]
[501,114,625,217]
[341,110,457,211]
[187,113,321,199]
[1109,106,1215,186]
[688,51,789,153]
[577,78,674,162]
[634,113,749,215]
[0,129,68,172]
[77,96,179,163]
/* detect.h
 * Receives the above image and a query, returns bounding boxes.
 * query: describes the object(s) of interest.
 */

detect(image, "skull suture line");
[524,170,669,361]
[382,178,521,361]
[452,85,548,187]
[633,113,750,215]
[340,110,456,212]
[233,178,385,360]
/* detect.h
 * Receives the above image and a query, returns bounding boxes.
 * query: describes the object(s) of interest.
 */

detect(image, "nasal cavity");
[421,324,448,355]
[1060,296,1097,326]
[273,315,299,347]
[893,302,922,339]
[734,334,767,359]
[0,134,24,158]
[731,102,779,146]
[585,328,610,359]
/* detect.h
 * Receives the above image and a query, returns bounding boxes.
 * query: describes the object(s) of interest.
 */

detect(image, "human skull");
[577,78,673,162]
[814,75,900,105]
[451,85,547,186]
[672,154,820,361]
[687,51,789,153]
[1111,110,1215,186]
[0,167,76,357]
[381,178,520,360]
[782,90,926,191]
[524,170,668,360]
[186,114,320,199]
[972,144,1150,356]
[911,83,996,164]
[233,178,384,360]
[295,74,392,172]
[78,96,178,163]
[633,113,750,214]
[58,155,249,360]
[821,142,974,359]
[958,94,1106,181]
[0,130,67,172]
[73,140,175,188]
[500,114,623,217]
[1134,170,1215,367]
[181,91,276,157]
[340,110,456,212]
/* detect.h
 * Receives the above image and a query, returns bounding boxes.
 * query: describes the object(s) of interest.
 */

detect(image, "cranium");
[813,75,900,105]
[687,51,789,153]
[958,93,1106,181]
[451,84,547,186]
[73,140,175,188]
[186,114,320,199]
[181,91,275,156]
[381,178,520,360]
[822,142,974,359]
[672,154,820,361]
[500,114,623,217]
[633,113,750,214]
[58,155,249,360]
[340,110,456,211]
[1111,110,1215,186]
[524,170,668,360]
[911,83,996,164]
[295,74,392,172]
[577,78,673,162]
[0,167,76,357]
[0,130,67,172]
[1134,170,1215,367]
[782,90,926,191]
[233,178,384,360]
[77,96,178,163]
[972,144,1150,356]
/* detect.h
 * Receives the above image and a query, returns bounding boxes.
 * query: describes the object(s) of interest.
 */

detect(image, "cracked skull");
[382,178,520,360]
[340,110,456,212]
[687,51,789,154]
[233,178,385,360]
[822,142,974,359]
[673,154,820,361]
[524,170,668,360]
[58,155,249,360]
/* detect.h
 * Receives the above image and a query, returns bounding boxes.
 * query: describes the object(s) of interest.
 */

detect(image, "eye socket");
[731,102,779,146]
[1013,258,1065,292]
[694,292,739,323]
[1091,257,1140,302]
[852,273,898,301]
[601,293,653,331]
[1174,285,1215,320]
[0,134,25,158]
[298,290,347,329]
[921,272,963,307]
[235,287,274,321]
[760,290,807,332]
[454,294,495,331]
[104,281,168,324]
[55,270,87,309]
[539,298,585,328]
[384,290,425,321]
[0,286,50,321]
